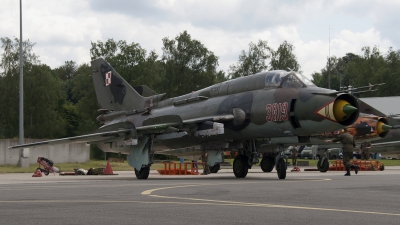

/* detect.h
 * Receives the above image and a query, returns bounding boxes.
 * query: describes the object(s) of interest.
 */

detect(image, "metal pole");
[328,25,331,89]
[18,0,26,167]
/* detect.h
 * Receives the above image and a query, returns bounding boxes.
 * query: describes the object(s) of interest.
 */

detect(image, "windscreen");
[265,71,316,88]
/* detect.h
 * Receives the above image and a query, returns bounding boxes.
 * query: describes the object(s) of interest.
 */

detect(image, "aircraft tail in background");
[91,58,145,111]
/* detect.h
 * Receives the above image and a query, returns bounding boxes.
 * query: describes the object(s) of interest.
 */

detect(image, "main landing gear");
[135,166,150,179]
[233,140,258,178]
[317,149,329,172]
[317,158,329,172]
[233,155,249,178]
[133,135,153,180]
[260,156,275,172]
[232,141,287,179]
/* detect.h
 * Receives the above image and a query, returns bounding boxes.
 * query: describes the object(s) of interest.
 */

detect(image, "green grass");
[1,159,399,173]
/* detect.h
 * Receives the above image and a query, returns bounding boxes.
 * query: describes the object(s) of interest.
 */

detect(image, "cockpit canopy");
[265,70,315,88]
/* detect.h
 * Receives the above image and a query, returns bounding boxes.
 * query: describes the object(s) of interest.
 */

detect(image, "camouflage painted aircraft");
[9,58,360,179]
[357,115,400,156]
[311,113,393,145]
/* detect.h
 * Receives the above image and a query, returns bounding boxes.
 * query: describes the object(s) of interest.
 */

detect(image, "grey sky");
[1,0,399,79]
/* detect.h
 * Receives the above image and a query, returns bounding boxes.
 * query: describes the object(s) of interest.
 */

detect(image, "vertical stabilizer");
[91,58,145,111]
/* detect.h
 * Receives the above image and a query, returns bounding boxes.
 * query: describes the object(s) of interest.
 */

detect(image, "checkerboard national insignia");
[105,71,112,86]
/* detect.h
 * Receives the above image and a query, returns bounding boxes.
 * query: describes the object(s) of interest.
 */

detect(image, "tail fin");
[91,58,145,111]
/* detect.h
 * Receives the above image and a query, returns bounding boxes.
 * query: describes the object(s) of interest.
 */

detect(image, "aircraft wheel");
[210,163,220,173]
[233,155,248,178]
[135,166,150,179]
[260,157,274,172]
[379,164,385,171]
[43,170,50,176]
[276,159,286,179]
[317,159,329,172]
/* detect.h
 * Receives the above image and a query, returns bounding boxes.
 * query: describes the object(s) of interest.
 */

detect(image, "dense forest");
[1,30,400,157]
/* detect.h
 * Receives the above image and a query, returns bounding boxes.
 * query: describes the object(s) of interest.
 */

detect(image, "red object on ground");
[103,162,114,175]
[291,166,301,172]
[32,169,42,177]
[157,162,199,175]
[329,160,384,171]
[36,157,58,175]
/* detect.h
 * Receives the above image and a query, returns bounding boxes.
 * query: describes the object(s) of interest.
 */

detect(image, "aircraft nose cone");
[342,104,357,115]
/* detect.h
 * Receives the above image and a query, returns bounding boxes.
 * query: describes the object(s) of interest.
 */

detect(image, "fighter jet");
[312,113,393,144]
[362,115,400,157]
[9,58,360,179]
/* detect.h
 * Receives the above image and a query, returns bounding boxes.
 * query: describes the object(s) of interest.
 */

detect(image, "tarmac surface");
[1,166,400,225]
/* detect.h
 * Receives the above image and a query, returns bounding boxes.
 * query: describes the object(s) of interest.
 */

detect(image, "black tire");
[260,157,274,172]
[379,164,385,171]
[135,166,150,179]
[317,159,329,172]
[43,170,50,176]
[276,159,286,179]
[210,164,220,173]
[233,155,248,178]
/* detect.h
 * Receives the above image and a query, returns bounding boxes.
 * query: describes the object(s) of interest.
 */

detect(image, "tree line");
[1,30,400,143]
[312,46,400,97]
